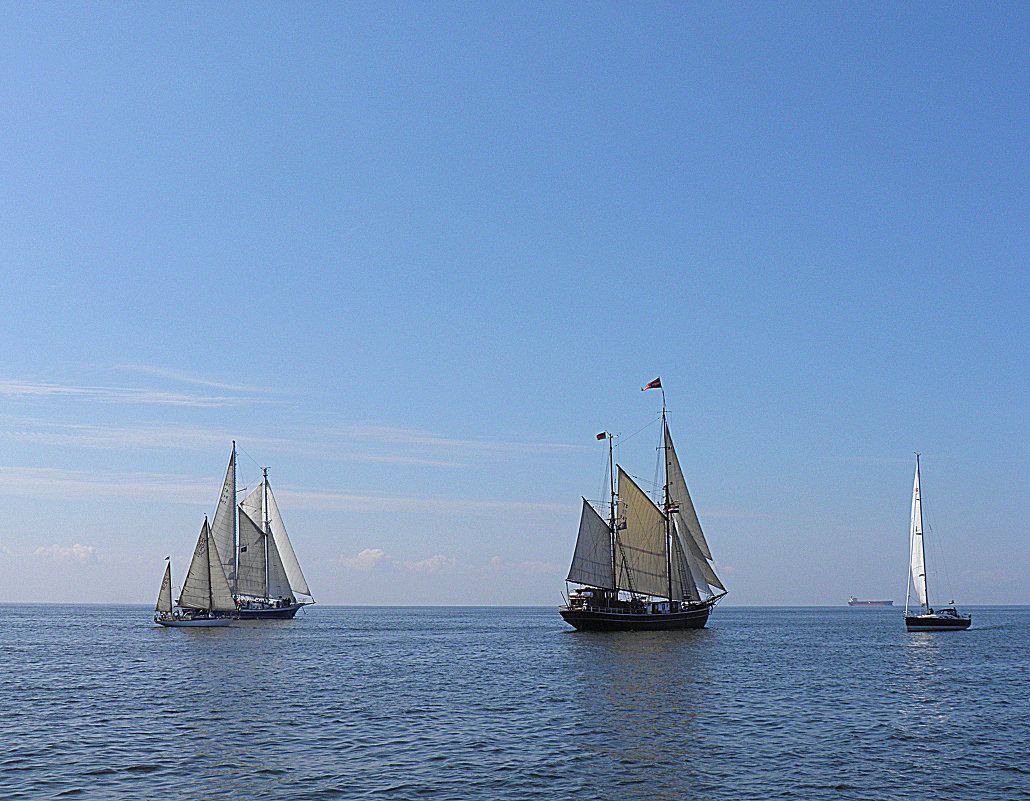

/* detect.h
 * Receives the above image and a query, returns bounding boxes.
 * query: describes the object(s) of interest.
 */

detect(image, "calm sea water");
[1,605,1027,800]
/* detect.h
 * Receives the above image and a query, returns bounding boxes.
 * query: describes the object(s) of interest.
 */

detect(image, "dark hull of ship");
[905,613,971,631]
[560,602,713,631]
[234,601,308,620]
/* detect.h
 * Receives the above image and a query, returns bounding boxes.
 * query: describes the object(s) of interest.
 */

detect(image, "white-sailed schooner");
[560,379,727,631]
[154,519,234,627]
[210,443,314,619]
[904,454,970,631]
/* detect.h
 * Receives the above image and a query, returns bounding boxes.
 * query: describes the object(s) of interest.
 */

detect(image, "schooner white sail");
[561,379,726,631]
[212,443,314,619]
[154,519,234,627]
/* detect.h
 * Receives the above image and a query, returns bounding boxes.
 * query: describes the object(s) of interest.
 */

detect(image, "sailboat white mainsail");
[907,456,929,611]
[177,519,237,612]
[155,561,172,614]
[209,447,237,589]
[265,482,311,597]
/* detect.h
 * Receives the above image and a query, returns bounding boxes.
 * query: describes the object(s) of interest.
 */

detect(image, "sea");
[1,605,1027,801]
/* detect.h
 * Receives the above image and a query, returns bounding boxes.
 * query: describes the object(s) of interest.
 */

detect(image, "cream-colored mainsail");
[908,457,928,609]
[665,425,724,595]
[177,519,236,612]
[615,467,669,599]
[209,447,237,588]
[566,498,614,588]
[155,561,173,614]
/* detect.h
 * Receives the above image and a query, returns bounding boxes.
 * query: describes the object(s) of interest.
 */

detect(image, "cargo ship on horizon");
[848,596,894,607]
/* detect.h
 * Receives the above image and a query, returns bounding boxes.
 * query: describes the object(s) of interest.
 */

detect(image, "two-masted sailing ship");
[561,380,726,631]
[210,443,314,619]
[904,454,970,631]
[153,443,314,625]
[154,519,234,627]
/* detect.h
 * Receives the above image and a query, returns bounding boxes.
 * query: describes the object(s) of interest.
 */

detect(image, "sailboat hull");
[560,603,712,631]
[234,601,308,620]
[905,613,971,632]
[154,614,231,628]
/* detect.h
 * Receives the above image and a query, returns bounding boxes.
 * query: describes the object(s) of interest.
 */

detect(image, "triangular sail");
[665,425,724,594]
[665,426,713,560]
[209,447,237,588]
[236,507,267,598]
[265,482,310,597]
[908,458,929,610]
[265,527,293,600]
[668,524,701,601]
[178,520,236,611]
[567,498,614,588]
[155,562,172,613]
[616,467,668,598]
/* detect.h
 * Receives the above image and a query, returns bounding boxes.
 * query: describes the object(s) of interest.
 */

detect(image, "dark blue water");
[1,605,1027,800]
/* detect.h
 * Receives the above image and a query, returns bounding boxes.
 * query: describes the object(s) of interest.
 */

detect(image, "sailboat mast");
[231,441,238,596]
[915,454,928,609]
[663,404,673,602]
[205,517,213,611]
[263,467,270,600]
[608,433,617,591]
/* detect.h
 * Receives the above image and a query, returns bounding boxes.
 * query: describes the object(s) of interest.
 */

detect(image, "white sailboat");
[560,379,726,630]
[904,454,970,631]
[154,519,234,627]
[210,443,314,619]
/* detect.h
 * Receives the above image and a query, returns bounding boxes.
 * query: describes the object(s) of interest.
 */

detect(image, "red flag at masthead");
[641,377,662,391]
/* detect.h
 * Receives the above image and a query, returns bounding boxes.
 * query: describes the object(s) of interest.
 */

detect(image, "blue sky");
[0,2,1026,606]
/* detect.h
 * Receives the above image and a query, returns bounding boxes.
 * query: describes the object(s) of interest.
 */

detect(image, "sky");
[0,2,1027,607]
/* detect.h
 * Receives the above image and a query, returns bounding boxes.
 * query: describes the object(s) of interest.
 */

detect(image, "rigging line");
[617,414,662,447]
[235,443,268,474]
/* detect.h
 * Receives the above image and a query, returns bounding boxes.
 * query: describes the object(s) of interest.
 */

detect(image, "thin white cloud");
[0,465,211,504]
[0,379,262,408]
[0,464,575,520]
[34,543,97,563]
[281,487,571,516]
[112,364,271,394]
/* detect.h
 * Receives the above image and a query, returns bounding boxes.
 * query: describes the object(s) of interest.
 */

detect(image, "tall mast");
[263,467,270,600]
[663,401,673,602]
[915,454,928,610]
[231,441,238,596]
[205,516,213,612]
[608,432,616,591]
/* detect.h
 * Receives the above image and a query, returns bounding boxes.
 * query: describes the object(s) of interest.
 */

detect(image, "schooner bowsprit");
[560,379,726,631]
[210,443,315,619]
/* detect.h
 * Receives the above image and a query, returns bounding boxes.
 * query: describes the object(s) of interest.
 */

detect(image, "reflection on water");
[2,605,1027,801]
[564,629,714,800]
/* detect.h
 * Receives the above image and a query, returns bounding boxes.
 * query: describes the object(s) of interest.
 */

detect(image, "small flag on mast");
[642,377,662,391]
[596,432,606,440]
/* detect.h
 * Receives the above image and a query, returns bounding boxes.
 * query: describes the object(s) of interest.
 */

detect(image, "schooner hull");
[560,604,712,631]
[905,614,971,632]
[234,601,308,620]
